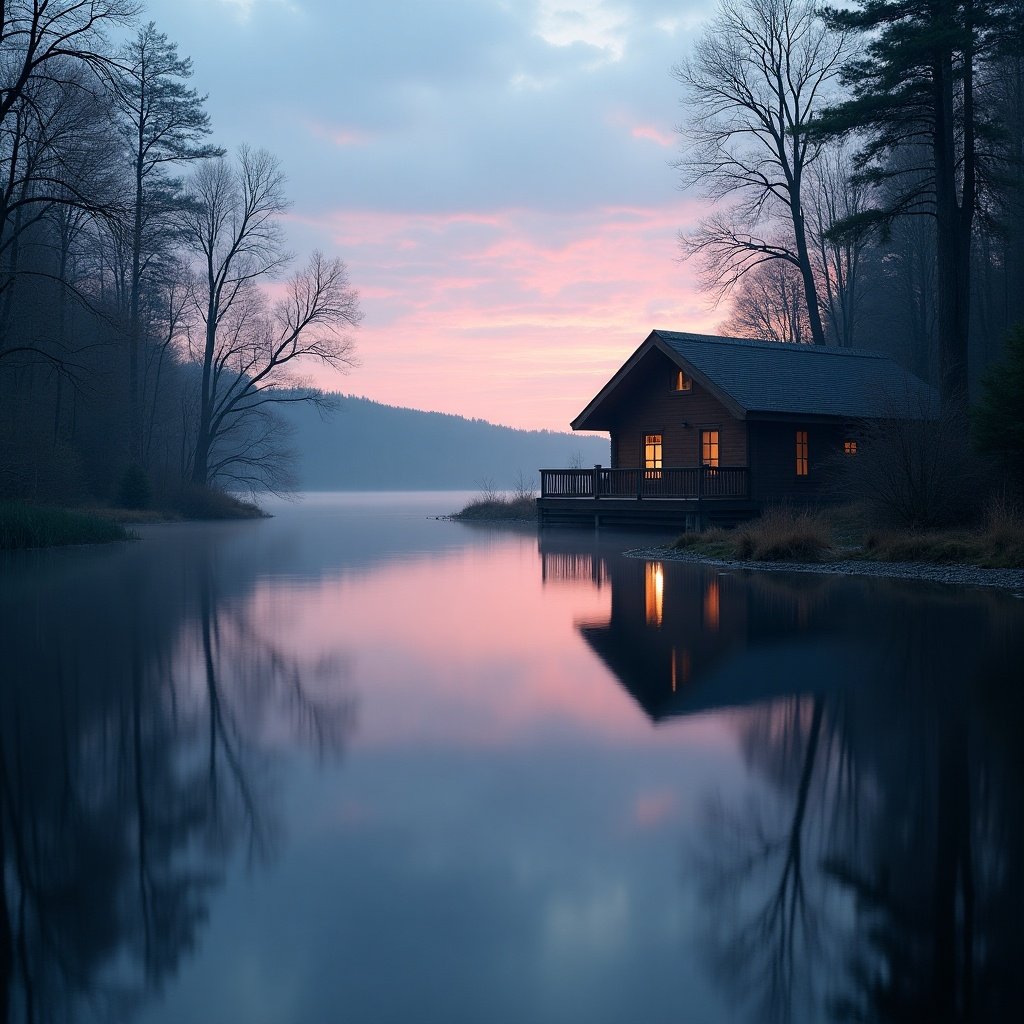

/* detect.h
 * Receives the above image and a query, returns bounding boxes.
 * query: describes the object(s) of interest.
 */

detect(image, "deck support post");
[593,464,601,501]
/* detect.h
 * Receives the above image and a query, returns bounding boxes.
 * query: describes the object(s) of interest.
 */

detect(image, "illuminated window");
[701,430,719,468]
[645,562,664,626]
[843,439,858,456]
[644,433,663,479]
[796,431,809,476]
[673,369,692,392]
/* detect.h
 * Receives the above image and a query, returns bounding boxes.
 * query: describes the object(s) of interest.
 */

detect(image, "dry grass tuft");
[733,506,833,561]
[453,494,537,521]
[862,497,1024,568]
[674,506,832,562]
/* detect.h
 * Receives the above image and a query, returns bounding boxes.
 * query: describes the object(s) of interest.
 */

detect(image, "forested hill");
[281,395,608,490]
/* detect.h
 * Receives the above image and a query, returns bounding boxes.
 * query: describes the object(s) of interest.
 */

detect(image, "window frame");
[700,428,720,469]
[643,432,663,479]
[795,430,809,477]
[671,368,693,394]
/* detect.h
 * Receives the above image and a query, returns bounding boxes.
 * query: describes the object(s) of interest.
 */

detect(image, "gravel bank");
[624,547,1024,594]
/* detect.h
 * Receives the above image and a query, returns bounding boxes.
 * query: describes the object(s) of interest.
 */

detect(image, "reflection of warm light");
[703,579,720,632]
[670,648,691,692]
[645,562,664,627]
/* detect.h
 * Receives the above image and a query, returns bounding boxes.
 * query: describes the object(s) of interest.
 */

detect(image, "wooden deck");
[537,467,758,529]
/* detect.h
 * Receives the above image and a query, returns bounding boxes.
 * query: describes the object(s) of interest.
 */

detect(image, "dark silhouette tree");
[973,323,1024,488]
[674,0,848,346]
[813,0,1016,414]
[110,22,222,466]
[179,148,362,491]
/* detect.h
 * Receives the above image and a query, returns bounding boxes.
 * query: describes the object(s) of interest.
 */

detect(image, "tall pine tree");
[112,23,223,467]
[814,0,1013,415]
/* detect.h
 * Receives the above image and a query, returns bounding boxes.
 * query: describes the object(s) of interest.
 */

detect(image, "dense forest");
[677,0,1024,419]
[0,2,361,511]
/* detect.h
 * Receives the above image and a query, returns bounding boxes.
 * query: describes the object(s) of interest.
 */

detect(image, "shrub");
[733,506,833,561]
[118,463,151,510]
[836,399,982,529]
[974,324,1024,491]
[453,494,537,521]
[170,485,265,520]
[0,502,131,550]
[672,506,832,561]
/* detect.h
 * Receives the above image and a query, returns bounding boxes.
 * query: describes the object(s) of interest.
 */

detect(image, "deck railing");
[540,466,748,500]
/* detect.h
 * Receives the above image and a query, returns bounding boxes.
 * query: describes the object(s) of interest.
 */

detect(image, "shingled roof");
[572,330,938,430]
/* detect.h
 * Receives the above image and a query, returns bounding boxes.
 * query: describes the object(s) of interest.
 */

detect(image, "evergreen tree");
[814,0,1014,414]
[111,22,223,465]
[974,324,1024,487]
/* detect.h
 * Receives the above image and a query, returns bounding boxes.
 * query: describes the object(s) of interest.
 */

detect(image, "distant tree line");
[676,0,1024,430]
[0,2,362,508]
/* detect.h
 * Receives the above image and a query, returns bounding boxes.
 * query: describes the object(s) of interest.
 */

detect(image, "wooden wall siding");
[747,421,851,503]
[606,350,748,469]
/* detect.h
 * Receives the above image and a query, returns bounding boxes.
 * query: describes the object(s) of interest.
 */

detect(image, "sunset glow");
[295,201,719,431]
[141,0,723,433]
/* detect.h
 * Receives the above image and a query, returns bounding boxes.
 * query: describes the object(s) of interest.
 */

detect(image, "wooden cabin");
[538,330,937,528]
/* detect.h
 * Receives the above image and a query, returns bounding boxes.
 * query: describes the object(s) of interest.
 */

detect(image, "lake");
[2,492,1022,1024]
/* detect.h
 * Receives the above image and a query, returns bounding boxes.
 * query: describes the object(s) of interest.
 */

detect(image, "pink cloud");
[287,200,720,431]
[631,124,676,148]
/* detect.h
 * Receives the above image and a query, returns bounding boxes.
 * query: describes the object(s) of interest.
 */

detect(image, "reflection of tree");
[0,545,356,1023]
[698,697,836,1022]
[694,583,1024,1024]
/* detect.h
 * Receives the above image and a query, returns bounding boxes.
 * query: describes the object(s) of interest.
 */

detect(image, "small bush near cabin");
[863,497,1024,568]
[835,403,982,528]
[734,506,832,561]
[673,506,832,562]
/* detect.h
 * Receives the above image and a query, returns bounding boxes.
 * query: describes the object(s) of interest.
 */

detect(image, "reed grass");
[0,502,132,550]
[453,494,538,521]
[672,499,1024,568]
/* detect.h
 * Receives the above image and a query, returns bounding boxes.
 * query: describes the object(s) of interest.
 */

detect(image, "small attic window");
[672,369,692,393]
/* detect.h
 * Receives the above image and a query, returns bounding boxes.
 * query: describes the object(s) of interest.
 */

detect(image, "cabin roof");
[572,330,938,430]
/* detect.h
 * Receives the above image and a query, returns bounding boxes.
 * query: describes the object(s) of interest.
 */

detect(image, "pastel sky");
[146,0,721,431]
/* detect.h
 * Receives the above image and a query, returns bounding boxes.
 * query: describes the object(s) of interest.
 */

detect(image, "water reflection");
[0,533,354,1024]
[0,509,1021,1023]
[546,536,1024,1022]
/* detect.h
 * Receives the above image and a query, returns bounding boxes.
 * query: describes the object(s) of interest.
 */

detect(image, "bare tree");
[719,257,812,343]
[0,62,122,360]
[674,0,847,346]
[179,147,362,490]
[0,0,136,248]
[806,144,870,348]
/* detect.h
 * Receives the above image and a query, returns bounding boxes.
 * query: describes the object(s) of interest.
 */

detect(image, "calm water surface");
[2,492,1023,1024]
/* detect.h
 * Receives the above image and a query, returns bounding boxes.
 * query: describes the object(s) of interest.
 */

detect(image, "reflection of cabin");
[574,553,878,722]
[538,331,937,528]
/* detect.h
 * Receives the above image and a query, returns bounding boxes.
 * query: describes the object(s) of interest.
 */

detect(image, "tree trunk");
[932,10,974,418]
[791,194,827,345]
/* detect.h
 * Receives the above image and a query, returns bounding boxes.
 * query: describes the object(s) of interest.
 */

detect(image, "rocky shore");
[625,546,1024,594]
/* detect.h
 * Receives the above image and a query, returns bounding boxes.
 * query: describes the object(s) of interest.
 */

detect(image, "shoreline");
[624,545,1024,593]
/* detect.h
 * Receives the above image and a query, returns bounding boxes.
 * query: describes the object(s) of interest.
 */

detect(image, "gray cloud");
[145,0,716,216]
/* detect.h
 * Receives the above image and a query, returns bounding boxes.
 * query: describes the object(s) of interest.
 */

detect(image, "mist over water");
[2,493,1022,1024]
